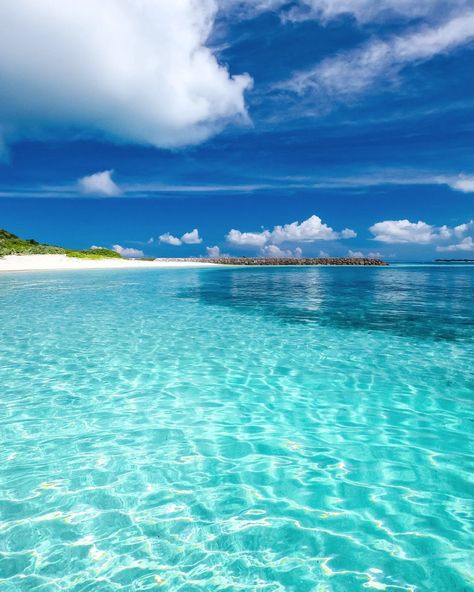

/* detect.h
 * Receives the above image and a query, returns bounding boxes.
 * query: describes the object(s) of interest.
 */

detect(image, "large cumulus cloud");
[0,0,251,154]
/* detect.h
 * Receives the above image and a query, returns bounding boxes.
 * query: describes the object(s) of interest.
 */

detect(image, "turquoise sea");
[0,265,473,592]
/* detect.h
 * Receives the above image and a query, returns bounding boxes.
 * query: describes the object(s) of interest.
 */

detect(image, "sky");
[0,0,473,260]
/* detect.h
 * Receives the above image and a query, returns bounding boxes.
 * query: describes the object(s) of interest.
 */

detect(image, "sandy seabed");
[0,254,218,272]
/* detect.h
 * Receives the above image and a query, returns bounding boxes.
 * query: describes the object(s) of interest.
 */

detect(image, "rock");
[155,257,388,266]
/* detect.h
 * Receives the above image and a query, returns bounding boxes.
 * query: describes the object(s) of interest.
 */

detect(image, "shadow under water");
[177,266,474,342]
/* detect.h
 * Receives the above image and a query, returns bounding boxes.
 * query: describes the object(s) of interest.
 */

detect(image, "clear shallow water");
[0,265,473,592]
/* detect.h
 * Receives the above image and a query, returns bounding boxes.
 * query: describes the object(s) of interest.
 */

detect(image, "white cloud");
[90,245,104,250]
[369,220,437,244]
[260,245,303,257]
[283,0,470,24]
[341,228,357,239]
[78,170,122,197]
[8,168,474,198]
[453,220,474,236]
[282,12,474,99]
[112,244,144,257]
[206,245,221,257]
[159,233,182,246]
[0,0,251,151]
[448,175,474,193]
[159,228,203,246]
[347,249,383,258]
[227,215,356,249]
[319,250,329,257]
[369,219,474,244]
[347,249,382,259]
[436,237,474,252]
[270,215,356,243]
[438,225,453,239]
[117,171,474,195]
[226,0,468,24]
[181,229,202,244]
[226,229,271,247]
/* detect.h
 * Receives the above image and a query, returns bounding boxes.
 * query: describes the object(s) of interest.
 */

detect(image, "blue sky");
[0,0,473,260]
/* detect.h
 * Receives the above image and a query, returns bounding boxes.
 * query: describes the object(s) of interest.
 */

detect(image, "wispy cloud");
[283,0,470,24]
[3,168,474,198]
[280,12,474,100]
[223,0,470,25]
[109,169,474,196]
[122,183,274,194]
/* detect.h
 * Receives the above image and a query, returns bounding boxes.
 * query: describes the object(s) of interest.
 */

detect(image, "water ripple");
[0,266,473,591]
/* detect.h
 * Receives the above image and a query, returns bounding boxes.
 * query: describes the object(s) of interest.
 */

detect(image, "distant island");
[434,259,474,263]
[0,228,388,267]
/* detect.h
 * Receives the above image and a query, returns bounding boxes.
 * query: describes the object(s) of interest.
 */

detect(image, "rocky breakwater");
[158,257,388,266]
[210,257,388,266]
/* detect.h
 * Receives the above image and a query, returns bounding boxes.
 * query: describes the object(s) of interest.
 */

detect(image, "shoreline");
[0,254,389,273]
[0,254,220,272]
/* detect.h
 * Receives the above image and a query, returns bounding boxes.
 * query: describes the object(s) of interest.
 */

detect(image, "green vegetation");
[0,229,123,259]
[64,249,123,259]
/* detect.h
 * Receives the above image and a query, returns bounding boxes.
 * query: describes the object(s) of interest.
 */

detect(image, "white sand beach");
[0,254,218,272]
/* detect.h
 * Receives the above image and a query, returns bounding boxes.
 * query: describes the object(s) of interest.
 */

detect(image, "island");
[434,259,474,263]
[0,228,122,259]
[0,228,388,271]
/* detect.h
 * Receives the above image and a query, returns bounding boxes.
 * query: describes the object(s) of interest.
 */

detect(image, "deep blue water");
[0,265,473,591]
